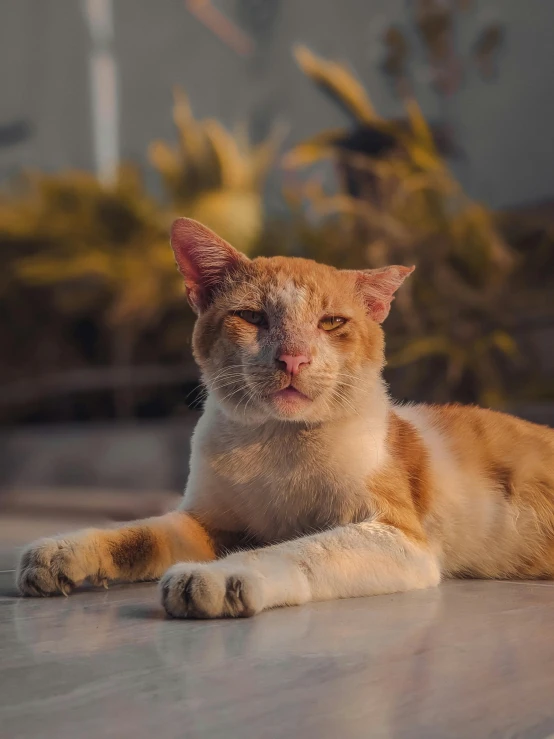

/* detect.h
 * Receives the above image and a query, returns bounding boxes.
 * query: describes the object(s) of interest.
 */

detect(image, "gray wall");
[0,417,197,492]
[0,1,92,175]
[1,0,554,209]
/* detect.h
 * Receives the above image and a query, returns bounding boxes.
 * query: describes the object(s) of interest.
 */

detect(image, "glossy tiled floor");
[1,567,554,739]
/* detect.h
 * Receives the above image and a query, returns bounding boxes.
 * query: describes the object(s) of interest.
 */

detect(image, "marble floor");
[1,563,553,739]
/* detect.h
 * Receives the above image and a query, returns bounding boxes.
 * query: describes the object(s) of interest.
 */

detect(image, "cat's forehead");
[240,256,348,313]
[267,275,314,312]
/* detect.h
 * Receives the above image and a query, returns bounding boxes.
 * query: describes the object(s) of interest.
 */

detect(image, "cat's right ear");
[170,218,248,313]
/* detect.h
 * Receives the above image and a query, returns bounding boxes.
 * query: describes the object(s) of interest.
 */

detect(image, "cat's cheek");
[224,316,253,342]
[222,319,267,360]
[365,325,385,364]
[192,311,227,365]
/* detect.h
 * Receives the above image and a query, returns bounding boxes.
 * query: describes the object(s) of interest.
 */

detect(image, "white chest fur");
[184,395,389,543]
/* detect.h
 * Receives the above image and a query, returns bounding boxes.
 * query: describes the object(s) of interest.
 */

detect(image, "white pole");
[82,0,119,184]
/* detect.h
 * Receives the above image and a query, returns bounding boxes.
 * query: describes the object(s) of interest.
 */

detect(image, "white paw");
[159,563,266,619]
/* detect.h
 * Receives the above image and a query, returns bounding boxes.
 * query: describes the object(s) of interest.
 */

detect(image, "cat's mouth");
[273,386,309,401]
[269,384,312,414]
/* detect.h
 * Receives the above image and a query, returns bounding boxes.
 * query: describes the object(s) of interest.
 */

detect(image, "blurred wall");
[0,1,92,176]
[1,0,554,210]
[0,417,197,491]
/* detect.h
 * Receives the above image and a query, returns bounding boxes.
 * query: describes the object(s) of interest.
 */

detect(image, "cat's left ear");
[351,265,415,323]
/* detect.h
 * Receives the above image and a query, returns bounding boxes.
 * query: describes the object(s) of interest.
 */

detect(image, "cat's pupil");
[320,316,346,331]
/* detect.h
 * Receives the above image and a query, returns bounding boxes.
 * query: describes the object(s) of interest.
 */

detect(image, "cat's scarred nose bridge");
[277,353,311,375]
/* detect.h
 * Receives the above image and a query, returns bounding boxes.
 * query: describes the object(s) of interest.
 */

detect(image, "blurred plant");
[5,168,177,327]
[0,88,281,421]
[379,0,504,98]
[283,46,520,406]
[0,167,192,418]
[0,53,550,424]
[149,88,282,254]
[473,22,504,79]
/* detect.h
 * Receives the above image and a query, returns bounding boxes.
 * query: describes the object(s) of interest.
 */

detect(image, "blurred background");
[1,0,554,555]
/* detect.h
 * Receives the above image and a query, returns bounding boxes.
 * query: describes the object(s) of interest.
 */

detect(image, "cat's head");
[171,218,413,424]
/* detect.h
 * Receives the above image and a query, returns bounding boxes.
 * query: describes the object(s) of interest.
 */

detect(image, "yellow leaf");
[204,119,248,189]
[489,331,519,357]
[405,98,436,151]
[281,129,346,169]
[294,45,377,124]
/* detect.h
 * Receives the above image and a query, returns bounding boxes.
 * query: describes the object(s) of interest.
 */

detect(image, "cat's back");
[425,402,554,470]
[398,401,554,471]
[397,401,554,577]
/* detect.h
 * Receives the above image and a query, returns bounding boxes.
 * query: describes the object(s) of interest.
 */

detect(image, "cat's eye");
[319,316,348,331]
[234,310,267,327]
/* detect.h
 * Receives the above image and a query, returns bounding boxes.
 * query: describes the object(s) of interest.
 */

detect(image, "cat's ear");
[170,218,248,312]
[352,265,415,323]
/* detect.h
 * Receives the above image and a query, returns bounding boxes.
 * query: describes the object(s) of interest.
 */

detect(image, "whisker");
[331,387,361,417]
[208,378,246,393]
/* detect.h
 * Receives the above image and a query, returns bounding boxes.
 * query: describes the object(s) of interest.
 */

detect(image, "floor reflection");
[2,575,554,739]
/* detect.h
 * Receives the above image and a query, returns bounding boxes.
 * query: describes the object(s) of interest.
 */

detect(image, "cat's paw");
[17,535,101,597]
[160,563,266,619]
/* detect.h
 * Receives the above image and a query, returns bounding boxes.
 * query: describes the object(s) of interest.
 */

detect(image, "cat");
[17,217,554,618]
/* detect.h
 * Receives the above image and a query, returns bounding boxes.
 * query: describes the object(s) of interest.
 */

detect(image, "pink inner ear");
[355,265,415,323]
[362,296,389,324]
[170,218,246,311]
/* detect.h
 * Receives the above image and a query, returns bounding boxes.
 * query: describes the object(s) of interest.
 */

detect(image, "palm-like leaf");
[294,45,377,124]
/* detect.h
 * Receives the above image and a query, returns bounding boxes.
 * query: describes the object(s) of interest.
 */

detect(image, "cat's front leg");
[17,511,216,596]
[160,520,441,618]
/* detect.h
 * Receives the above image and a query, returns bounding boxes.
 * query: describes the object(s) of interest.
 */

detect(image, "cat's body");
[187,394,554,580]
[17,218,554,617]
[181,389,554,611]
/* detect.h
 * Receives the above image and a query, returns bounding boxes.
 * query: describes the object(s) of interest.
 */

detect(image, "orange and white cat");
[17,218,554,617]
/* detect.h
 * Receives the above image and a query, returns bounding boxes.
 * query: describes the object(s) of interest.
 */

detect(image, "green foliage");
[0,91,278,421]
[2,168,175,326]
[282,46,532,406]
[149,88,282,253]
[0,53,551,422]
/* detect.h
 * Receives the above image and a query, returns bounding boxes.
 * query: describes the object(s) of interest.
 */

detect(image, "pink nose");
[278,353,311,375]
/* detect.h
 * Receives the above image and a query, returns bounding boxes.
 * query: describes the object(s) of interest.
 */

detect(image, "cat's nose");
[277,353,311,375]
